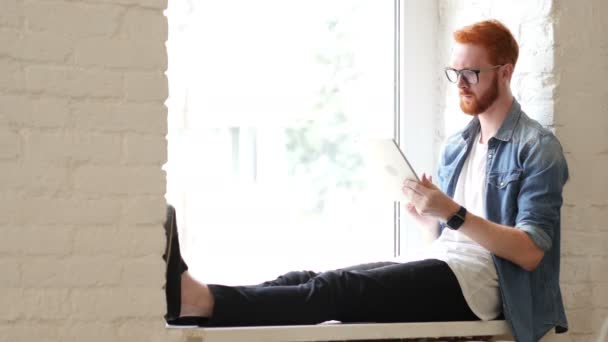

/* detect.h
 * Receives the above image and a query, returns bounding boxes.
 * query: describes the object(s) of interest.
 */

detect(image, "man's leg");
[182,259,477,327]
[179,262,399,317]
[257,262,397,287]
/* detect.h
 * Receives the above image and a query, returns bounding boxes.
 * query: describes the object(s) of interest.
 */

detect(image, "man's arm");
[405,186,544,271]
[463,215,545,272]
[446,202,544,271]
[403,135,568,272]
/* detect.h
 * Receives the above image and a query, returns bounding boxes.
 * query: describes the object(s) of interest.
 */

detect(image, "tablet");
[363,138,419,201]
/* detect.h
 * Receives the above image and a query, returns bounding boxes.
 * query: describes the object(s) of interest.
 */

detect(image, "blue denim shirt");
[436,100,569,342]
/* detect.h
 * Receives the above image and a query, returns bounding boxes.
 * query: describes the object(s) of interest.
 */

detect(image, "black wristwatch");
[446,206,467,230]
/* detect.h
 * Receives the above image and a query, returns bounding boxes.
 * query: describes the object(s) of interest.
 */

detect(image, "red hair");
[453,20,519,67]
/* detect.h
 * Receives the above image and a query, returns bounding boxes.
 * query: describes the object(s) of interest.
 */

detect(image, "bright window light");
[165,0,400,285]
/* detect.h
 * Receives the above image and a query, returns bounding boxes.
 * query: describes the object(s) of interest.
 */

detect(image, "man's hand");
[402,175,545,272]
[402,173,438,226]
[402,173,460,222]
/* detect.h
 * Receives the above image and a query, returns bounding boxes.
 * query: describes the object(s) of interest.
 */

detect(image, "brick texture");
[0,0,168,339]
[554,0,608,340]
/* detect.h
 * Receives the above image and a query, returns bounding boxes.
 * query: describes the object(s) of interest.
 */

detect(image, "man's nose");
[457,74,469,89]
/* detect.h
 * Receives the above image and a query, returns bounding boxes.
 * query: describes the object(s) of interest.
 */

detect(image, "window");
[165,0,427,285]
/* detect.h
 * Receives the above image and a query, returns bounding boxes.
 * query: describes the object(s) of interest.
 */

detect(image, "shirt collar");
[461,98,522,143]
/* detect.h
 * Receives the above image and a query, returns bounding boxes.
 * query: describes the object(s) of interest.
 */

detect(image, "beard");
[459,74,499,115]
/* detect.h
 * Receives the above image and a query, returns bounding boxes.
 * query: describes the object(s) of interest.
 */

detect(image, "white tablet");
[363,138,419,201]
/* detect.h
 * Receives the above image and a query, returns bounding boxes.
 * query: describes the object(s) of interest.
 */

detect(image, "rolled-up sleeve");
[515,135,569,252]
[518,222,553,252]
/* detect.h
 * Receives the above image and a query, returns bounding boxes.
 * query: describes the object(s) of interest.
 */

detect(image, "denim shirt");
[436,100,569,342]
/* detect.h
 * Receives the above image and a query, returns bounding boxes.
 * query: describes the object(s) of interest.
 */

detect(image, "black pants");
[205,259,478,326]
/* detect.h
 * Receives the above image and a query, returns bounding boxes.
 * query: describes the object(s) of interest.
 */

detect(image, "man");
[163,20,569,342]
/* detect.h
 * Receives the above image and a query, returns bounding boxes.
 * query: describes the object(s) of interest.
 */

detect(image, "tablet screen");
[363,138,419,201]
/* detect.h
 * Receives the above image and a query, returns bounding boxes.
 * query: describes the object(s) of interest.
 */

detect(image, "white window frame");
[396,0,440,258]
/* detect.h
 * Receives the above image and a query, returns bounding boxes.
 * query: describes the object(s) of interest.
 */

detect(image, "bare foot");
[180,271,214,317]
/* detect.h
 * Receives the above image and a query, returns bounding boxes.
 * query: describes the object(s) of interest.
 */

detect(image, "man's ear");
[502,63,515,82]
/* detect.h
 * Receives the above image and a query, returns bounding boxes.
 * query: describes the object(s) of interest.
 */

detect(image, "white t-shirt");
[400,134,502,320]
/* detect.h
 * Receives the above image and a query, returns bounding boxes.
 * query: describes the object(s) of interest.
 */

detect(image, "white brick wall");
[439,1,608,341]
[554,0,608,341]
[0,0,172,340]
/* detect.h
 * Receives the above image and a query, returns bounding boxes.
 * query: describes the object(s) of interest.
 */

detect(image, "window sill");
[170,320,513,342]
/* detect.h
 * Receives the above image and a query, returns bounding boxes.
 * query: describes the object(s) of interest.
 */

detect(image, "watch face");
[447,207,466,230]
[447,215,464,230]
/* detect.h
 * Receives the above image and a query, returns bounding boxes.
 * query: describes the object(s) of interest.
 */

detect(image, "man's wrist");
[442,201,461,222]
[446,206,467,230]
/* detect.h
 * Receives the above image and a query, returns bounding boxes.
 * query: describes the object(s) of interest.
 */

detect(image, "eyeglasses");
[444,65,503,85]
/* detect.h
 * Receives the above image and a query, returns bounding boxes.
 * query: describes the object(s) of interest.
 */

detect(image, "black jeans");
[205,259,478,326]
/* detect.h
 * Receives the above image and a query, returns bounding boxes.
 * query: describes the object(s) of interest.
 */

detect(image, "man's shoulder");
[515,110,558,143]
[444,127,468,145]
[514,111,564,155]
[515,111,567,169]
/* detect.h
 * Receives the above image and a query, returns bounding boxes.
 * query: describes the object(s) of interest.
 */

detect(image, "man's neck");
[477,94,514,144]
